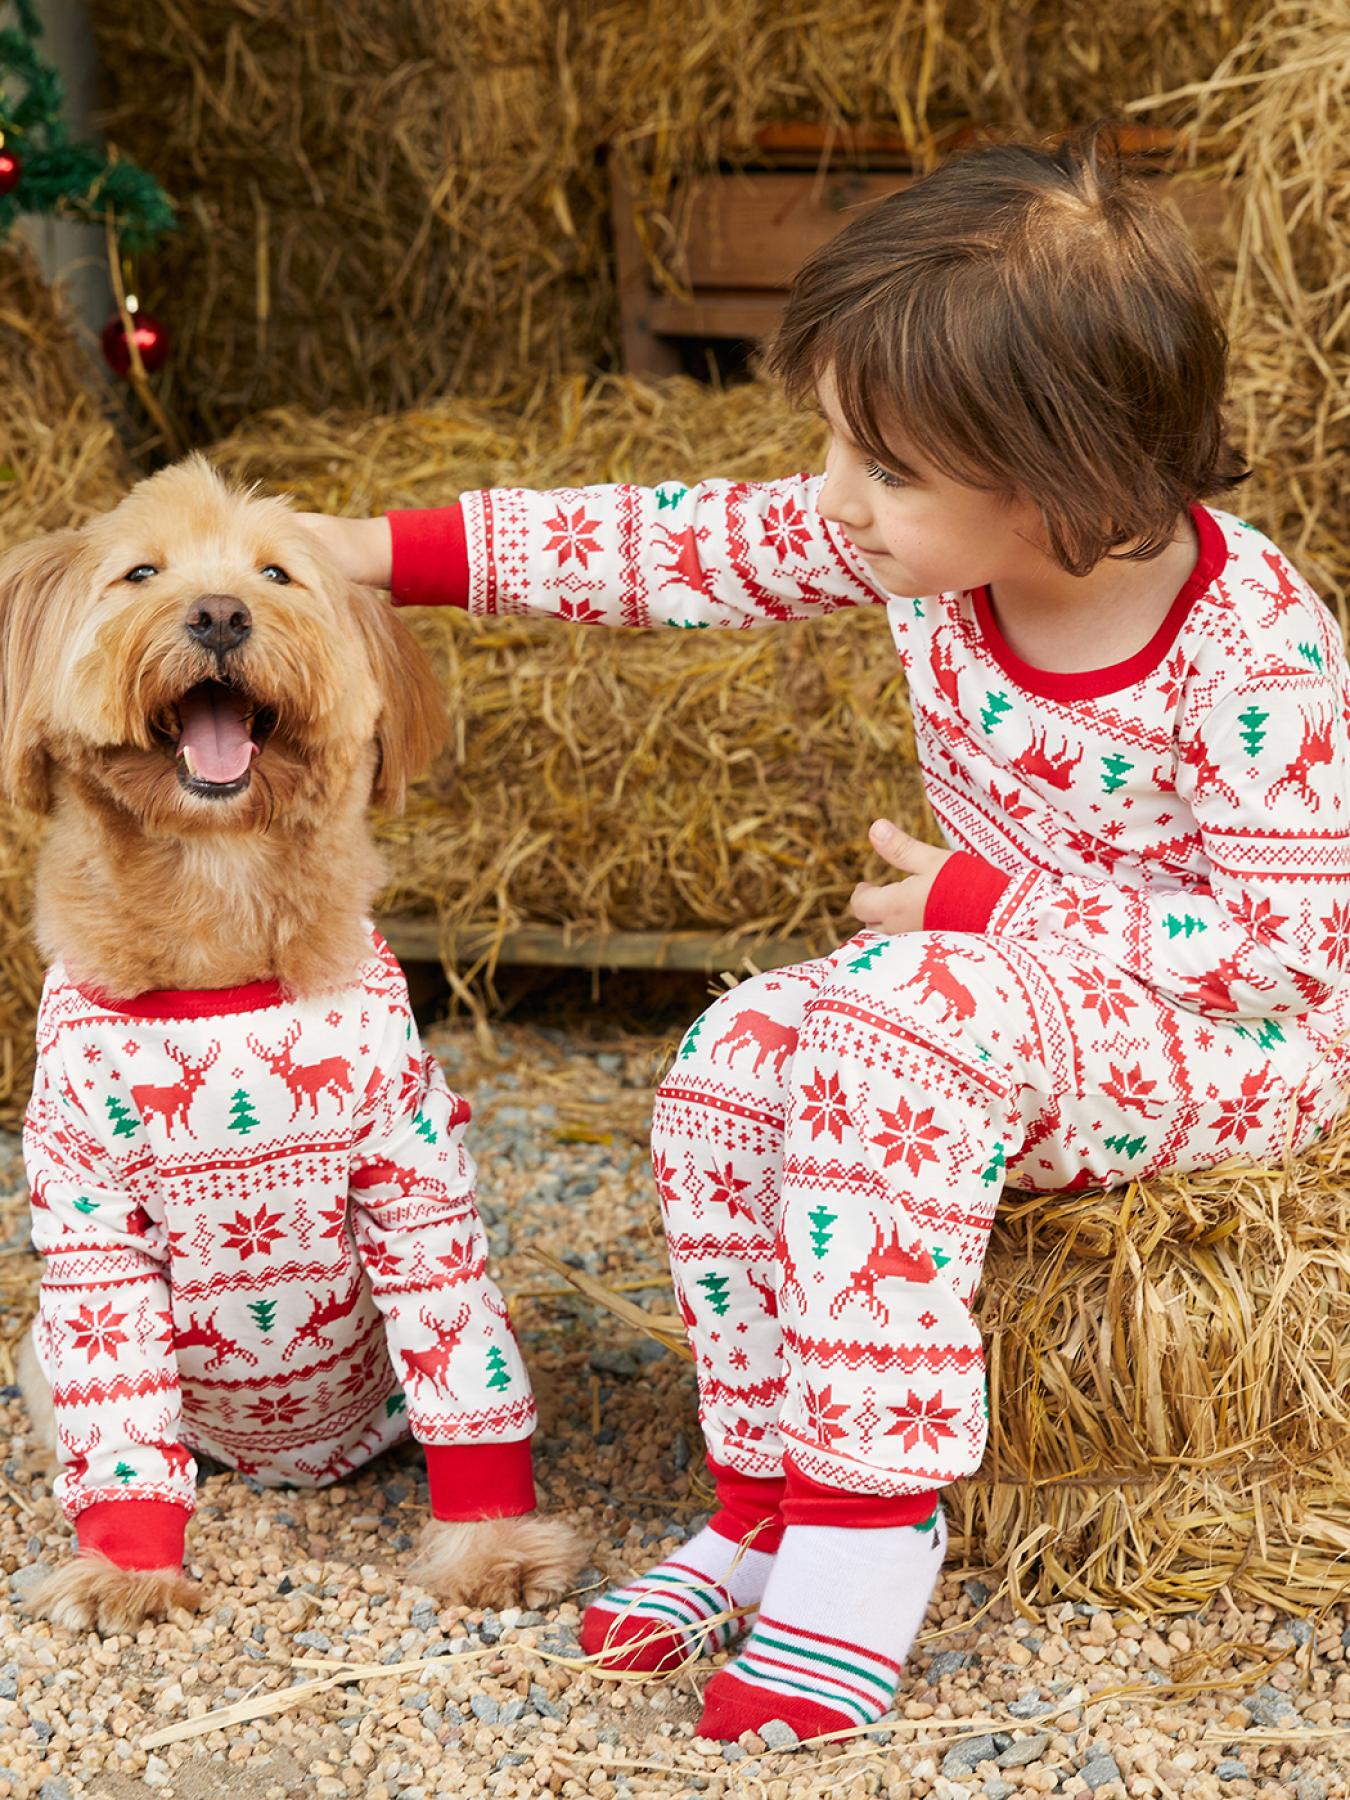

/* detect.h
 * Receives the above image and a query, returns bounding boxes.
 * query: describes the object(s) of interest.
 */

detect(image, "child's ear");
[0,530,81,814]
[346,583,448,813]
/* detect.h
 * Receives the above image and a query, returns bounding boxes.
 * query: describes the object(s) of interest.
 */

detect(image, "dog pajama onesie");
[24,926,535,1570]
[387,480,1350,1512]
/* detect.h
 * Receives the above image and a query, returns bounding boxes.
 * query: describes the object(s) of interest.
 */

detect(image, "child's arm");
[926,665,1350,1020]
[24,1049,194,1571]
[304,474,888,626]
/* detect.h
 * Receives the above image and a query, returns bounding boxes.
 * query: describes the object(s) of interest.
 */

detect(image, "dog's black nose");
[185,595,252,654]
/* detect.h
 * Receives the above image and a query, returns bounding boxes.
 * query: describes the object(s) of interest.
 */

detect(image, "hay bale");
[86,0,1259,426]
[0,244,132,1131]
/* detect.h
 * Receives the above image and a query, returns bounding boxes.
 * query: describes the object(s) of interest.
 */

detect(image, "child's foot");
[580,1519,780,1673]
[697,1505,946,1740]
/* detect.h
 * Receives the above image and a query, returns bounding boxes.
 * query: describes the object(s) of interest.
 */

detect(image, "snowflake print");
[1235,894,1289,947]
[1069,967,1136,1027]
[68,1302,128,1363]
[798,1068,850,1143]
[702,1159,756,1222]
[243,1393,308,1425]
[558,596,605,623]
[326,1010,343,1028]
[220,1203,287,1260]
[884,1388,960,1454]
[873,1096,948,1175]
[800,1382,850,1446]
[543,505,602,569]
[1156,648,1188,711]
[316,1199,348,1241]
[1319,901,1350,970]
[761,495,811,565]
[363,1244,403,1277]
[1050,889,1112,936]
[83,1044,102,1063]
[1214,1067,1273,1144]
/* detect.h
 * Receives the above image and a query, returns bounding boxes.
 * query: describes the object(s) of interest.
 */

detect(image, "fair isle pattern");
[24,923,535,1526]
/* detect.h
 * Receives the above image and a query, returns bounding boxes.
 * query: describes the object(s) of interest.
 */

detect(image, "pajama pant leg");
[655,927,1323,1496]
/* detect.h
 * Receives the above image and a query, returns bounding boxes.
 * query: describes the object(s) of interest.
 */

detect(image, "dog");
[0,455,583,1633]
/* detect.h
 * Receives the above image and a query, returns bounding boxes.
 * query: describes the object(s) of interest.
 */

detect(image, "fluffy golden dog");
[0,456,583,1633]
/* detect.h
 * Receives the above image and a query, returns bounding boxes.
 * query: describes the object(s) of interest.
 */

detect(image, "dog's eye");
[123,564,158,583]
[261,564,291,584]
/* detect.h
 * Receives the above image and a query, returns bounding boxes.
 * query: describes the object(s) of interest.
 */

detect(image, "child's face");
[814,368,1048,597]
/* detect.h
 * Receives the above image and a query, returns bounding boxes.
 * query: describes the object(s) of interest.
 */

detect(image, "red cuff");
[387,505,470,609]
[923,852,1013,932]
[706,1455,787,1554]
[424,1438,536,1520]
[782,1459,941,1528]
[76,1499,189,1570]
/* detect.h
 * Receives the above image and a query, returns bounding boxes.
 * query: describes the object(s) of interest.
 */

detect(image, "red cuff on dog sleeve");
[706,1455,787,1554]
[922,851,1013,932]
[781,1460,941,1528]
[75,1500,189,1570]
[387,504,470,609]
[424,1439,537,1520]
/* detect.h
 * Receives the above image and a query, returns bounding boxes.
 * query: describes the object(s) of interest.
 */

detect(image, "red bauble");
[101,310,171,377]
[0,146,20,198]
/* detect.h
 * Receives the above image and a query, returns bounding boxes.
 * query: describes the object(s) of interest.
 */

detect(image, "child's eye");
[865,460,906,490]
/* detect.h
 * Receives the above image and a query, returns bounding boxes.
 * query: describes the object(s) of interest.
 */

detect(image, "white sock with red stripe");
[697,1505,946,1741]
[580,1459,785,1672]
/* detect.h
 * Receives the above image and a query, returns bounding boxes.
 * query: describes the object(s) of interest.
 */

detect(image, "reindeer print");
[130,1039,220,1134]
[248,1020,353,1118]
[711,1010,799,1078]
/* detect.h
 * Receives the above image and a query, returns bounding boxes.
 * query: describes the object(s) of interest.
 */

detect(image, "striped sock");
[579,1519,780,1672]
[697,1505,947,1741]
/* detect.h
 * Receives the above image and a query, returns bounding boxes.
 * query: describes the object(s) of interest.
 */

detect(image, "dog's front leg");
[407,1512,586,1610]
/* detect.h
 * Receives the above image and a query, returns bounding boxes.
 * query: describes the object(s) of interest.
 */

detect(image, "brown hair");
[763,126,1247,576]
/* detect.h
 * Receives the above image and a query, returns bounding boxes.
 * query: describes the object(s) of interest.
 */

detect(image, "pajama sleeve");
[924,666,1350,1020]
[385,474,887,625]
[349,994,538,1520]
[23,1040,194,1570]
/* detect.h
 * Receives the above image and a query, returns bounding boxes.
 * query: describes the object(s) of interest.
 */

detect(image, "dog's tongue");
[176,682,256,784]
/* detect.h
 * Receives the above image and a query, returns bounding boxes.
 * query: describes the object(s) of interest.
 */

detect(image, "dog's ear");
[0,530,81,814]
[346,584,448,813]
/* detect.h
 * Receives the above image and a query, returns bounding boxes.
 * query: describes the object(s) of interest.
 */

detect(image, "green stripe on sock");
[751,1629,897,1702]
[735,1653,874,1724]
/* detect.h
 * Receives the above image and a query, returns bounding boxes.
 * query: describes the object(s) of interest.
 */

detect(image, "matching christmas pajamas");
[388,477,1350,1499]
[24,926,536,1569]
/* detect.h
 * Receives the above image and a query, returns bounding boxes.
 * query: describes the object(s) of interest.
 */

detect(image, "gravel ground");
[0,1010,1347,1800]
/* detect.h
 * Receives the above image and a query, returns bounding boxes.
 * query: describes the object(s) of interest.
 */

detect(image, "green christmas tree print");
[414,1111,436,1146]
[73,1195,98,1215]
[1237,1018,1285,1054]
[1104,1131,1147,1160]
[911,597,924,619]
[678,1016,704,1060]
[1164,913,1207,940]
[979,1143,1006,1188]
[248,1298,277,1336]
[656,484,687,510]
[1238,705,1268,758]
[931,1244,951,1271]
[1297,641,1324,670]
[385,1391,406,1418]
[807,1205,836,1258]
[1101,753,1133,794]
[980,691,1012,734]
[485,1345,512,1392]
[666,617,710,629]
[105,1095,139,1139]
[847,938,888,974]
[114,1461,136,1484]
[228,1088,260,1135]
[697,1272,731,1317]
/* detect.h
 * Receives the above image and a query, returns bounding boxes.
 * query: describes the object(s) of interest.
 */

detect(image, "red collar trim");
[73,975,291,1019]
[971,504,1226,701]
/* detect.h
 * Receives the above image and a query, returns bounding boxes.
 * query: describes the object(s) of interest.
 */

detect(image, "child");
[301,131,1350,1741]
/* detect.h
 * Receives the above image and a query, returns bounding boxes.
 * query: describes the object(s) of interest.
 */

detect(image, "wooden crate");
[612,124,1226,375]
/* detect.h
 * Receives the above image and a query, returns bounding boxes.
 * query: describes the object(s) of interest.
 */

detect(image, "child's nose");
[817,466,871,532]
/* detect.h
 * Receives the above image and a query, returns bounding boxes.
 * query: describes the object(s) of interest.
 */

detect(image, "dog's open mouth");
[150,680,278,798]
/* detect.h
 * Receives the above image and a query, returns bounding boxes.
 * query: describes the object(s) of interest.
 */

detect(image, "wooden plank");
[747,121,1186,164]
[609,156,684,377]
[645,290,787,340]
[377,914,820,974]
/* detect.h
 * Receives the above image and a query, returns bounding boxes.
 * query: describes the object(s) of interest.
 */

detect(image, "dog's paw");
[21,1555,201,1634]
[407,1512,587,1611]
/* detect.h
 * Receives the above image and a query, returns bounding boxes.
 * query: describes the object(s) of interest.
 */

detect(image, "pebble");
[469,1695,501,1724]
[1079,1752,1124,1790]
[943,1733,999,1776]
[1243,1686,1300,1728]
[1009,1689,1044,1718]
[759,1719,800,1751]
[928,1650,975,1679]
[1215,1760,1250,1782]
[998,1731,1051,1768]
[984,1782,1016,1800]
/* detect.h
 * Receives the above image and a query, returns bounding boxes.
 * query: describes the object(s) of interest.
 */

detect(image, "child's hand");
[293,512,393,589]
[849,820,953,934]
